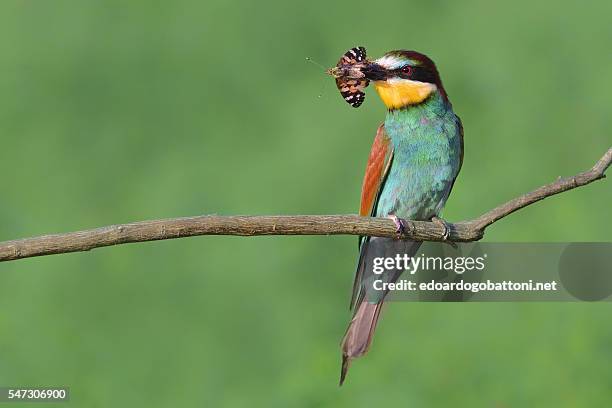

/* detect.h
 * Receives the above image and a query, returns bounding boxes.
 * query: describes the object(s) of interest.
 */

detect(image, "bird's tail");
[339,237,421,385]
[340,300,383,385]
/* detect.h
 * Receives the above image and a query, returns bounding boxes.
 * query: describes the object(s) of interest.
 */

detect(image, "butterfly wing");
[337,46,367,65]
[334,46,370,108]
[335,78,369,107]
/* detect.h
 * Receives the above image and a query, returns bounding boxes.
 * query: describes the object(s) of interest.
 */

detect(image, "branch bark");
[0,148,609,263]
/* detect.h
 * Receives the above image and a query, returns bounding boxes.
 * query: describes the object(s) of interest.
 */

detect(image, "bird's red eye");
[401,66,412,75]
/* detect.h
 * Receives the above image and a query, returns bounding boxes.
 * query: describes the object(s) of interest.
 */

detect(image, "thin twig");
[0,148,609,263]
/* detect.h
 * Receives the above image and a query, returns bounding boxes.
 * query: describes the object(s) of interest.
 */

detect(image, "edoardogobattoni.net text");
[373,279,558,293]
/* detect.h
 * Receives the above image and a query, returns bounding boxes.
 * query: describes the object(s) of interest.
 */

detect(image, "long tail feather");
[340,355,351,386]
[339,301,383,385]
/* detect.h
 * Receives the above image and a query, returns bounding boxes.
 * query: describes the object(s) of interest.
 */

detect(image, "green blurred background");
[0,0,610,406]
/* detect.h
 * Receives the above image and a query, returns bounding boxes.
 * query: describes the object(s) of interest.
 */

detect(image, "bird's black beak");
[361,63,387,81]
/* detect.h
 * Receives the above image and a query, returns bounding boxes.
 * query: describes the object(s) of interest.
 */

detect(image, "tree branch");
[0,148,609,263]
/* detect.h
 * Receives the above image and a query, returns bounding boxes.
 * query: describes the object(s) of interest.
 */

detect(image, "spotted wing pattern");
[334,47,369,108]
[338,46,367,66]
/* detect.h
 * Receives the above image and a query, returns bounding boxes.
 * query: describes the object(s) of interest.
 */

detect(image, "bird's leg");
[387,214,408,239]
[430,216,458,248]
[431,216,450,240]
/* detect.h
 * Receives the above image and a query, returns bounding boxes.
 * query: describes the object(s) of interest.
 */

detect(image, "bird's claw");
[387,215,408,239]
[431,216,457,248]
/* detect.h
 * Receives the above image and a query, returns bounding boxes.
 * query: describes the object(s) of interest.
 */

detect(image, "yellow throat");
[373,78,437,109]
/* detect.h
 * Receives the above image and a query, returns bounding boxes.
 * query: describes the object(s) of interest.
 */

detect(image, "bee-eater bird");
[330,47,464,384]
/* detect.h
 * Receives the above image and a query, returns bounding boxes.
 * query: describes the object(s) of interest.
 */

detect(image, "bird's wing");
[350,124,394,309]
[445,114,464,199]
[359,124,394,218]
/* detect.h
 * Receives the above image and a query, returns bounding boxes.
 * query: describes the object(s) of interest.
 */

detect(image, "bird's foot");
[387,215,408,239]
[431,216,457,248]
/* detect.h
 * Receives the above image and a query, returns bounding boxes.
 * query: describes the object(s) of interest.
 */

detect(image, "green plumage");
[378,90,462,220]
[357,91,463,305]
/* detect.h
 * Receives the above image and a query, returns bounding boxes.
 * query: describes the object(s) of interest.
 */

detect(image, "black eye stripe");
[395,65,437,83]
